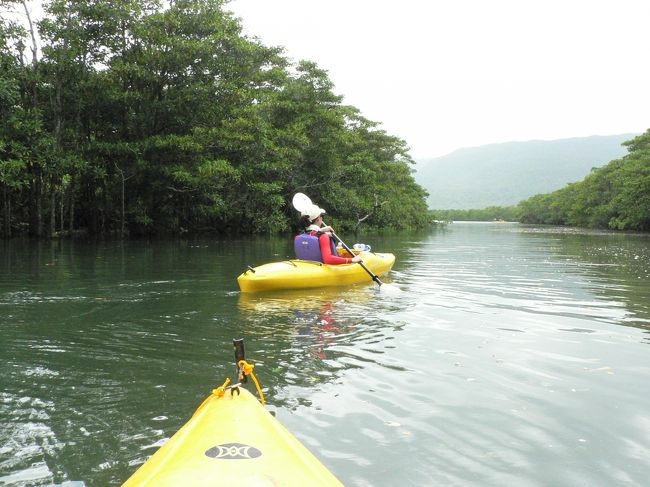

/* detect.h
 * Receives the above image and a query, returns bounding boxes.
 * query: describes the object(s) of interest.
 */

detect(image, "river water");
[1,223,649,486]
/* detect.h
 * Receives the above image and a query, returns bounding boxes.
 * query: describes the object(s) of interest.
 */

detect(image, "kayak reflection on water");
[237,287,373,361]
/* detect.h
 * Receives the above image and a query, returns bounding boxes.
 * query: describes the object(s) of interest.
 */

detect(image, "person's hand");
[351,254,363,263]
[320,225,334,233]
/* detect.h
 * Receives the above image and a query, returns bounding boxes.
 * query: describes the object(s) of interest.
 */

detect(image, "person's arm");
[319,234,354,264]
[319,234,362,264]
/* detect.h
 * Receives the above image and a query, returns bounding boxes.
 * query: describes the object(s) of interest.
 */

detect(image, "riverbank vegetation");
[517,130,650,231]
[0,0,430,238]
[433,131,650,232]
[433,206,519,222]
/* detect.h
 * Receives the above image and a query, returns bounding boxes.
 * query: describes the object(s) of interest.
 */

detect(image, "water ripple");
[2,229,649,486]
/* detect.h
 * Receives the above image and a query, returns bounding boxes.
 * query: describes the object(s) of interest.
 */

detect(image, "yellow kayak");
[237,252,395,293]
[123,387,344,486]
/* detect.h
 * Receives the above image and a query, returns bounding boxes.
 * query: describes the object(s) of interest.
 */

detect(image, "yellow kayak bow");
[123,341,344,486]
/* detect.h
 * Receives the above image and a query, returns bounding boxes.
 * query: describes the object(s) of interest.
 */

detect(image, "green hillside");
[518,130,650,231]
[415,134,635,209]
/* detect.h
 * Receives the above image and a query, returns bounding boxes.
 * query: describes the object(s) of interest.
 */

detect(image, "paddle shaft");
[329,230,383,286]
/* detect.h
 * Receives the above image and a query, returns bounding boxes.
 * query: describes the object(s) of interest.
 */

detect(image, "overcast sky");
[228,0,650,158]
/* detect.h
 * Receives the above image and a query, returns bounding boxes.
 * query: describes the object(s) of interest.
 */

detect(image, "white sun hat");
[302,203,326,221]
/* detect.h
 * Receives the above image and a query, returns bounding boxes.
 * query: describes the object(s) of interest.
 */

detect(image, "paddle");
[291,192,385,288]
[328,229,384,286]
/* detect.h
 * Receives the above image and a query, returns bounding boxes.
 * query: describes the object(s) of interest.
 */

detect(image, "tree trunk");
[69,199,74,234]
[36,175,43,236]
[2,185,10,238]
[22,2,42,237]
[115,164,127,238]
[22,1,38,68]
[121,173,125,238]
[60,195,64,233]
[29,167,43,237]
[50,190,56,237]
[7,198,11,238]
[68,181,74,234]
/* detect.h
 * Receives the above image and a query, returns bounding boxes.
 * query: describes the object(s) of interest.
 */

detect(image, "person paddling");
[295,203,363,265]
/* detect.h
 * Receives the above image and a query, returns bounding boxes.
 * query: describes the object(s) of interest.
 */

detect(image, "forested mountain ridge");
[0,0,429,238]
[415,134,635,210]
[518,130,650,231]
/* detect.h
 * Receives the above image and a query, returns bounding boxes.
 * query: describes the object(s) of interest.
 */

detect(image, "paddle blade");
[378,283,401,294]
[292,193,312,212]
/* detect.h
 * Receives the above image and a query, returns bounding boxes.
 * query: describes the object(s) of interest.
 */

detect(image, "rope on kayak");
[194,377,232,415]
[213,377,231,397]
[238,359,266,406]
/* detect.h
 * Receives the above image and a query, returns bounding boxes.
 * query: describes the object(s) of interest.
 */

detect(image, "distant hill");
[415,134,636,210]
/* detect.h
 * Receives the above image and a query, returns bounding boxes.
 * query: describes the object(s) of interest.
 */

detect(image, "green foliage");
[517,130,650,231]
[0,0,429,238]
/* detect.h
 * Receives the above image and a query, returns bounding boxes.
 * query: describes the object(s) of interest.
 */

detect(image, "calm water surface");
[1,223,649,486]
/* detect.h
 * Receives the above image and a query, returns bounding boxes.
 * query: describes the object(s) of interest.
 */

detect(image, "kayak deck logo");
[205,443,262,460]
